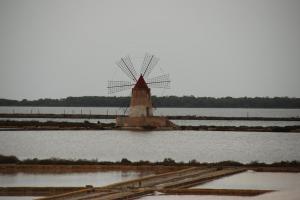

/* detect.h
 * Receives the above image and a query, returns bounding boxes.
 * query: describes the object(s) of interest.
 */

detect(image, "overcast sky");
[0,0,300,100]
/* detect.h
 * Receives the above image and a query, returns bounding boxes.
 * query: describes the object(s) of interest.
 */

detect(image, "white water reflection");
[0,171,149,187]
[0,131,299,163]
[141,172,300,200]
[194,171,300,190]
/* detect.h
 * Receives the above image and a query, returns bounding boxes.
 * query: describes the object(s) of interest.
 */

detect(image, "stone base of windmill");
[116,116,177,130]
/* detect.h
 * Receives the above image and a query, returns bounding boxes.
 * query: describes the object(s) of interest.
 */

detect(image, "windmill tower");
[108,53,174,129]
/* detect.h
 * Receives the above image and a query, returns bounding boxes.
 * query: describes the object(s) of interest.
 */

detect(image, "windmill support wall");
[116,76,175,130]
[116,116,175,130]
[129,76,153,117]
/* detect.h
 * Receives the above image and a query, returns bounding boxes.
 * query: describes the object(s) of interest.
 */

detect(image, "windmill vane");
[108,53,170,94]
[107,80,134,94]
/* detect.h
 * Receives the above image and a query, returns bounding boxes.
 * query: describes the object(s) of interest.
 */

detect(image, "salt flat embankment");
[1,120,299,132]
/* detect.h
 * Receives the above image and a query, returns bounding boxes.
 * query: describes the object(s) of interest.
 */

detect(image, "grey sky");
[0,0,300,100]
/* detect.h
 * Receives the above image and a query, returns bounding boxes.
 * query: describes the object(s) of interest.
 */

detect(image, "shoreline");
[1,164,299,173]
[1,113,300,121]
[1,155,300,173]
[1,120,300,132]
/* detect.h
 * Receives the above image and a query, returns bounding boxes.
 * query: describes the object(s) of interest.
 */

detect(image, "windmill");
[108,53,174,129]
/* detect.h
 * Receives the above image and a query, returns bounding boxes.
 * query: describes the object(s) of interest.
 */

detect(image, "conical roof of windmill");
[134,75,149,89]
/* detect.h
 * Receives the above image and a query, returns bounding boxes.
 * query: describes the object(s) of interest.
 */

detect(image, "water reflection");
[0,171,149,187]
[194,171,300,190]
[0,130,299,163]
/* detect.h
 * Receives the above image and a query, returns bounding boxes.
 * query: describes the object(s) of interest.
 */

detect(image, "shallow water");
[194,171,300,190]
[0,130,299,163]
[0,171,150,187]
[140,172,300,200]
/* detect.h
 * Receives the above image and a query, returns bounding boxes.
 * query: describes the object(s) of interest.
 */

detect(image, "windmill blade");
[122,55,138,79]
[116,56,138,82]
[140,53,159,78]
[146,74,171,89]
[107,80,134,94]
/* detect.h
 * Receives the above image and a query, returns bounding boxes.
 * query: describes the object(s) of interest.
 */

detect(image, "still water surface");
[0,130,299,163]
[194,171,300,190]
[0,171,149,187]
[140,172,300,200]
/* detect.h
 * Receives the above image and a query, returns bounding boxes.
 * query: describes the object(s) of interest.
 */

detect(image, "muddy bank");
[0,164,180,174]
[0,120,113,130]
[178,125,300,132]
[0,187,274,197]
[1,113,300,121]
[0,186,85,196]
[1,164,299,174]
[1,120,300,132]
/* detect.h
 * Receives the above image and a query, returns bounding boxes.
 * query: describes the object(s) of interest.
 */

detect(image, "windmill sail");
[116,56,138,82]
[107,80,134,94]
[140,53,159,78]
[109,53,170,94]
[146,74,171,89]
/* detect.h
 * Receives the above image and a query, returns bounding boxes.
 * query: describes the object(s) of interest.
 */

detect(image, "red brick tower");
[129,75,153,117]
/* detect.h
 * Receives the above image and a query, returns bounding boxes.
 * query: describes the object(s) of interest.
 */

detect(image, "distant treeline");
[0,154,299,167]
[0,96,300,108]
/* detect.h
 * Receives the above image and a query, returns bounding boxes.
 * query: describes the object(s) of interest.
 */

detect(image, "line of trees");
[1,154,299,167]
[0,96,300,108]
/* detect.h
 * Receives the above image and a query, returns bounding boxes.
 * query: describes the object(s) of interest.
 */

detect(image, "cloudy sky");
[0,0,300,100]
